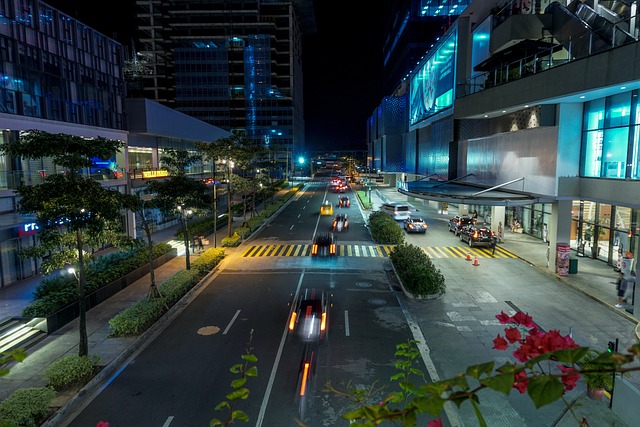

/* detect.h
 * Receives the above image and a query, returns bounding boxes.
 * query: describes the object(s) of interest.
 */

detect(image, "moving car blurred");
[403,217,427,233]
[288,288,331,342]
[459,225,495,248]
[311,232,337,256]
[448,215,476,236]
[320,200,334,216]
[338,195,350,208]
[331,214,349,232]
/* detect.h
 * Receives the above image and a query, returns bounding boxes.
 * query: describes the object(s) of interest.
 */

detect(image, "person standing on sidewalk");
[614,272,627,307]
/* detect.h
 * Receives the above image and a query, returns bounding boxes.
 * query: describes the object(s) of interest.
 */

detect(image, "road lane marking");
[223,310,241,335]
[344,310,350,337]
[290,225,294,230]
[162,416,174,426]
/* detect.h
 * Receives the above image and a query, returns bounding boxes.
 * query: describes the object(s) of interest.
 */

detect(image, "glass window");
[630,124,640,179]
[605,92,631,128]
[581,130,603,177]
[583,98,605,131]
[601,128,629,178]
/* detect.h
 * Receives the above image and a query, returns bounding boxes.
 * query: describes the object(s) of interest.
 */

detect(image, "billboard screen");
[409,29,457,125]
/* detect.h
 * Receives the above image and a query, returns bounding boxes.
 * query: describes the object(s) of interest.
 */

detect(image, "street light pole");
[213,160,217,248]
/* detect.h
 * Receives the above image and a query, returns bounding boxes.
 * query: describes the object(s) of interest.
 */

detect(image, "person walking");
[498,221,503,243]
[614,272,627,307]
[197,236,204,253]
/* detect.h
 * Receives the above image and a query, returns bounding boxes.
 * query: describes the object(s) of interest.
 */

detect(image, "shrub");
[44,354,101,391]
[389,243,446,297]
[356,191,373,209]
[23,243,173,317]
[0,386,56,427]
[109,247,226,337]
[367,210,405,245]
[222,232,242,247]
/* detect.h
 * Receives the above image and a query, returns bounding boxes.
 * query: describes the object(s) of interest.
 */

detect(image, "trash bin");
[569,258,578,274]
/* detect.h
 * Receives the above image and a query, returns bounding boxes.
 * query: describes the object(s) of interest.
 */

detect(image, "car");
[288,288,331,342]
[331,214,349,232]
[311,232,337,256]
[338,196,351,208]
[403,217,427,233]
[320,200,334,216]
[459,225,496,248]
[448,215,476,236]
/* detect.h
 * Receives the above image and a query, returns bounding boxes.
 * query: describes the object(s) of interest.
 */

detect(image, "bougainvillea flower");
[496,311,512,324]
[428,419,444,427]
[558,365,580,391]
[504,327,522,344]
[96,422,109,427]
[513,370,529,394]
[512,311,535,328]
[493,335,509,350]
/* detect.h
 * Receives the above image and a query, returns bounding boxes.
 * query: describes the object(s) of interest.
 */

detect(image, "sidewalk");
[0,182,637,426]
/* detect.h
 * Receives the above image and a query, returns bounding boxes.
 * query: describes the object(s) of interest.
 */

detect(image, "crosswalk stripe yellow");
[240,245,519,258]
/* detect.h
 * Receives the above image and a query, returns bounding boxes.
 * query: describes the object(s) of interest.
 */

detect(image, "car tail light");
[300,362,310,396]
[289,312,297,330]
[332,220,337,227]
[321,312,327,331]
[473,231,478,238]
[311,244,318,255]
[330,244,336,254]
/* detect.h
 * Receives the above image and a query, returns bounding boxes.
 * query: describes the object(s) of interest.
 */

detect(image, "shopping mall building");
[368,0,640,273]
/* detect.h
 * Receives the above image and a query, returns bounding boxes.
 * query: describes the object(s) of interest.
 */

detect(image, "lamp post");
[212,160,217,248]
[177,205,193,270]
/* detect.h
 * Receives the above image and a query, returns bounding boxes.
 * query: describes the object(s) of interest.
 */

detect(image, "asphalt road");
[66,183,426,427]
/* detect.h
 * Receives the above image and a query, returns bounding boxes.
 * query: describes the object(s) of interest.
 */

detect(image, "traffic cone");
[466,252,471,261]
[473,256,479,266]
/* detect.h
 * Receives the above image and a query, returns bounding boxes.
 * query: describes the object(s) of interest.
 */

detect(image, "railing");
[459,3,640,97]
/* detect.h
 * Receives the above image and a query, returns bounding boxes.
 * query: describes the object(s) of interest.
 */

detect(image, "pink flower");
[496,311,512,324]
[513,371,529,394]
[96,422,109,427]
[558,365,580,391]
[512,312,534,328]
[428,419,444,427]
[493,335,509,350]
[504,327,522,343]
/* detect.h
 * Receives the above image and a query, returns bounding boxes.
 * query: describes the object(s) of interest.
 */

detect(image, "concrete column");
[459,204,470,216]
[550,200,573,272]
[491,206,506,240]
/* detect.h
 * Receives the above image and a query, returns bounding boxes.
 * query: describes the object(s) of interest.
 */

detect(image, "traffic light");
[607,341,616,353]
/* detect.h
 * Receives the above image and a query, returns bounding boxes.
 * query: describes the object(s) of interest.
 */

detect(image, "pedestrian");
[197,236,204,253]
[546,242,550,268]
[491,235,497,256]
[614,272,627,307]
[472,209,478,219]
[498,221,503,242]
[191,237,197,254]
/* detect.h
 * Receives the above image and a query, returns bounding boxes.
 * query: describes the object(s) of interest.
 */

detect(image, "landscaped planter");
[391,262,444,300]
[44,249,177,333]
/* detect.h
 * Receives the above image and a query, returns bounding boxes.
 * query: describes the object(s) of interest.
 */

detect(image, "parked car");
[311,232,337,256]
[459,225,495,248]
[332,214,349,232]
[288,288,331,342]
[338,196,351,208]
[320,200,334,216]
[448,215,476,235]
[403,217,427,234]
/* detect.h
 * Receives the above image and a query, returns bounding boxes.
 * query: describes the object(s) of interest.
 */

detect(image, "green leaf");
[210,419,223,426]
[229,363,243,373]
[482,372,515,395]
[527,376,564,408]
[246,366,258,377]
[231,377,247,389]
[551,347,590,364]
[231,410,250,422]
[466,361,495,379]
[242,354,258,363]
[214,401,230,411]
[226,388,250,400]
[413,395,446,417]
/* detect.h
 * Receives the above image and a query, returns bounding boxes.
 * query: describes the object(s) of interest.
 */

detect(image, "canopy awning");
[398,178,555,207]
[473,39,561,72]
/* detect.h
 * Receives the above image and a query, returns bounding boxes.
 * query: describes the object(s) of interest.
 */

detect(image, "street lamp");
[177,205,193,270]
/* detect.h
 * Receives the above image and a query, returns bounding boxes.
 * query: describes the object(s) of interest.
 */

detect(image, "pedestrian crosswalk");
[241,244,518,259]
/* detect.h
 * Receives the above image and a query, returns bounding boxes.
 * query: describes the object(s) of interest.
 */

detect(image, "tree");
[0,130,129,357]
[196,130,267,237]
[146,149,210,270]
[121,192,164,300]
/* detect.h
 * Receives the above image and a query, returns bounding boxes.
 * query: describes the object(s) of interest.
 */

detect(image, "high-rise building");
[134,0,316,172]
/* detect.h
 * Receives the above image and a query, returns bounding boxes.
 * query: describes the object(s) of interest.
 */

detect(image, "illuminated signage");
[18,222,39,237]
[142,170,169,179]
[409,29,457,125]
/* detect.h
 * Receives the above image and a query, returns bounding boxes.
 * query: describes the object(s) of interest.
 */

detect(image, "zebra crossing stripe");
[239,245,518,258]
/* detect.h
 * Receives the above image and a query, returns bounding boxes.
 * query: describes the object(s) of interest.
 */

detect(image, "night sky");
[45,0,385,153]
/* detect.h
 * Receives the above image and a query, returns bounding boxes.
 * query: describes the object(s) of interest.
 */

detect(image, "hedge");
[389,243,446,297]
[0,387,56,427]
[43,355,101,391]
[367,210,405,245]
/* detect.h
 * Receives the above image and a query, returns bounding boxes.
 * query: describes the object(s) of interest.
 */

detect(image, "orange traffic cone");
[466,252,472,261]
[473,256,479,266]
